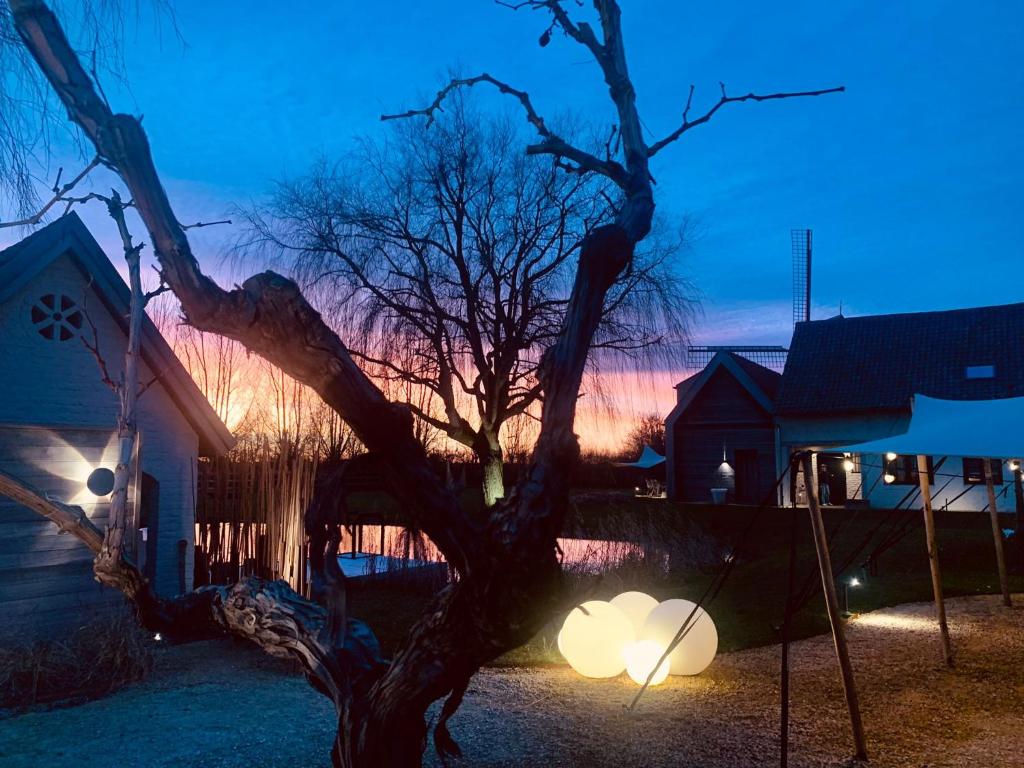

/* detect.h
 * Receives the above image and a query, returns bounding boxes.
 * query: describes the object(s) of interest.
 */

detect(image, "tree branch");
[0,468,104,550]
[0,155,101,229]
[382,72,627,188]
[79,289,118,392]
[181,217,232,230]
[648,84,846,157]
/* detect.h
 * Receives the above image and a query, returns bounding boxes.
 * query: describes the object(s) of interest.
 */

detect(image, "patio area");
[2,594,1021,767]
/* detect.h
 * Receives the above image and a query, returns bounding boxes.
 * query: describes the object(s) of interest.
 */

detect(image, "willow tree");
[244,100,691,507]
[2,0,841,765]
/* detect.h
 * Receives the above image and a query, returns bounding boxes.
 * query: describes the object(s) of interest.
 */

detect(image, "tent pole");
[1014,465,1024,570]
[800,453,868,761]
[917,454,954,667]
[984,459,1012,607]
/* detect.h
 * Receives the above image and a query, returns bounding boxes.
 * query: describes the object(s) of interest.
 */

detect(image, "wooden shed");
[0,214,234,639]
[665,352,782,505]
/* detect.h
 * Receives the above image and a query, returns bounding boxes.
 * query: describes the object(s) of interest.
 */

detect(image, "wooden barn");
[0,214,233,639]
[665,351,782,504]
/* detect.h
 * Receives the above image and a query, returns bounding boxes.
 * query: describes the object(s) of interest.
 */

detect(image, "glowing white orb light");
[559,600,634,678]
[610,590,659,636]
[640,598,718,676]
[623,639,670,686]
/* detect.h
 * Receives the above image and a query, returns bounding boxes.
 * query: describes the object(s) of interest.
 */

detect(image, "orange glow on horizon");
[161,319,686,456]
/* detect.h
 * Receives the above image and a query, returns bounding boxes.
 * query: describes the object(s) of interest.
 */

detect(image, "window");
[885,455,933,485]
[30,293,84,341]
[965,365,995,379]
[963,458,1003,485]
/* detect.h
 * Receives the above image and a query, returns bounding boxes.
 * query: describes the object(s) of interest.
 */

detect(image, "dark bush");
[0,605,153,713]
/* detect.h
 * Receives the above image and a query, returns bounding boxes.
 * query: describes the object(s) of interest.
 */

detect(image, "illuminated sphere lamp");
[640,598,718,676]
[610,590,659,635]
[558,600,634,678]
[623,639,670,686]
[883,473,896,484]
[86,467,116,497]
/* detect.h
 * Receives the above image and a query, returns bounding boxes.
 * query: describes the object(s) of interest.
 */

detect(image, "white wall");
[0,254,198,602]
[858,454,1016,513]
[779,413,1018,512]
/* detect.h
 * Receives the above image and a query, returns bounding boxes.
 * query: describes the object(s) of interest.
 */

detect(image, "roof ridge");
[795,300,1024,326]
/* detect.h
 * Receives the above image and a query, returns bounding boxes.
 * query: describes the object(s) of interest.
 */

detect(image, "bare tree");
[621,413,666,460]
[174,324,250,429]
[1,1,841,765]
[244,100,692,506]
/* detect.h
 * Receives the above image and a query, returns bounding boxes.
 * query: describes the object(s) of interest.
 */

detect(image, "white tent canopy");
[614,445,666,469]
[833,395,1024,459]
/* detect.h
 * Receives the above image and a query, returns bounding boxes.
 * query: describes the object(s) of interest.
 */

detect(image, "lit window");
[884,455,933,485]
[963,458,1003,485]
[965,365,995,379]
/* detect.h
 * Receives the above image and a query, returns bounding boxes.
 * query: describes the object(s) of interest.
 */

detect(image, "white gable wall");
[0,253,198,609]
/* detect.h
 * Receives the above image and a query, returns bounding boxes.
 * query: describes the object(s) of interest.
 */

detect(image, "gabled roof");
[0,213,235,456]
[776,303,1024,416]
[666,351,781,428]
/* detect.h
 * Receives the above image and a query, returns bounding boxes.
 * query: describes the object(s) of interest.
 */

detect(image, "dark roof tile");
[776,304,1024,415]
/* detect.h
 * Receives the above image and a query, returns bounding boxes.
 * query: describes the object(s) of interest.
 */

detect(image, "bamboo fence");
[195,438,317,594]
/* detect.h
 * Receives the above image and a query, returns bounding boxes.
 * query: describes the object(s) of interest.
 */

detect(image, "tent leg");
[801,453,868,761]
[984,459,1012,607]
[917,454,954,667]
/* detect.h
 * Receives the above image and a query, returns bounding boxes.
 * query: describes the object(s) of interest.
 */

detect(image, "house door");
[734,449,760,504]
[818,453,848,506]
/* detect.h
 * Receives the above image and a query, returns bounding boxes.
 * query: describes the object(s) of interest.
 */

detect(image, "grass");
[347,491,1024,665]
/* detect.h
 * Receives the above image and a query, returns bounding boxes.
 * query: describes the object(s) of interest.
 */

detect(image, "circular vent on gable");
[30,293,84,341]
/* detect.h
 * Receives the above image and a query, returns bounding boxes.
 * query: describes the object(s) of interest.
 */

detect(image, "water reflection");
[339,524,668,576]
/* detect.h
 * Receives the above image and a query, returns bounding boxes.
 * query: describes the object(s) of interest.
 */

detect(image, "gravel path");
[2,594,1022,767]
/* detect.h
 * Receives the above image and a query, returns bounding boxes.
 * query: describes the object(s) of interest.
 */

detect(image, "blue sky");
[12,0,1024,349]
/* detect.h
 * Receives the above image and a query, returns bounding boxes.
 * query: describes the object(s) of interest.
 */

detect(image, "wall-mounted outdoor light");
[86,467,115,496]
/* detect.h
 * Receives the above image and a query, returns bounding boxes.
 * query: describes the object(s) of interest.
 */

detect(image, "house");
[665,351,782,504]
[666,302,1024,511]
[0,213,234,638]
[776,303,1024,510]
